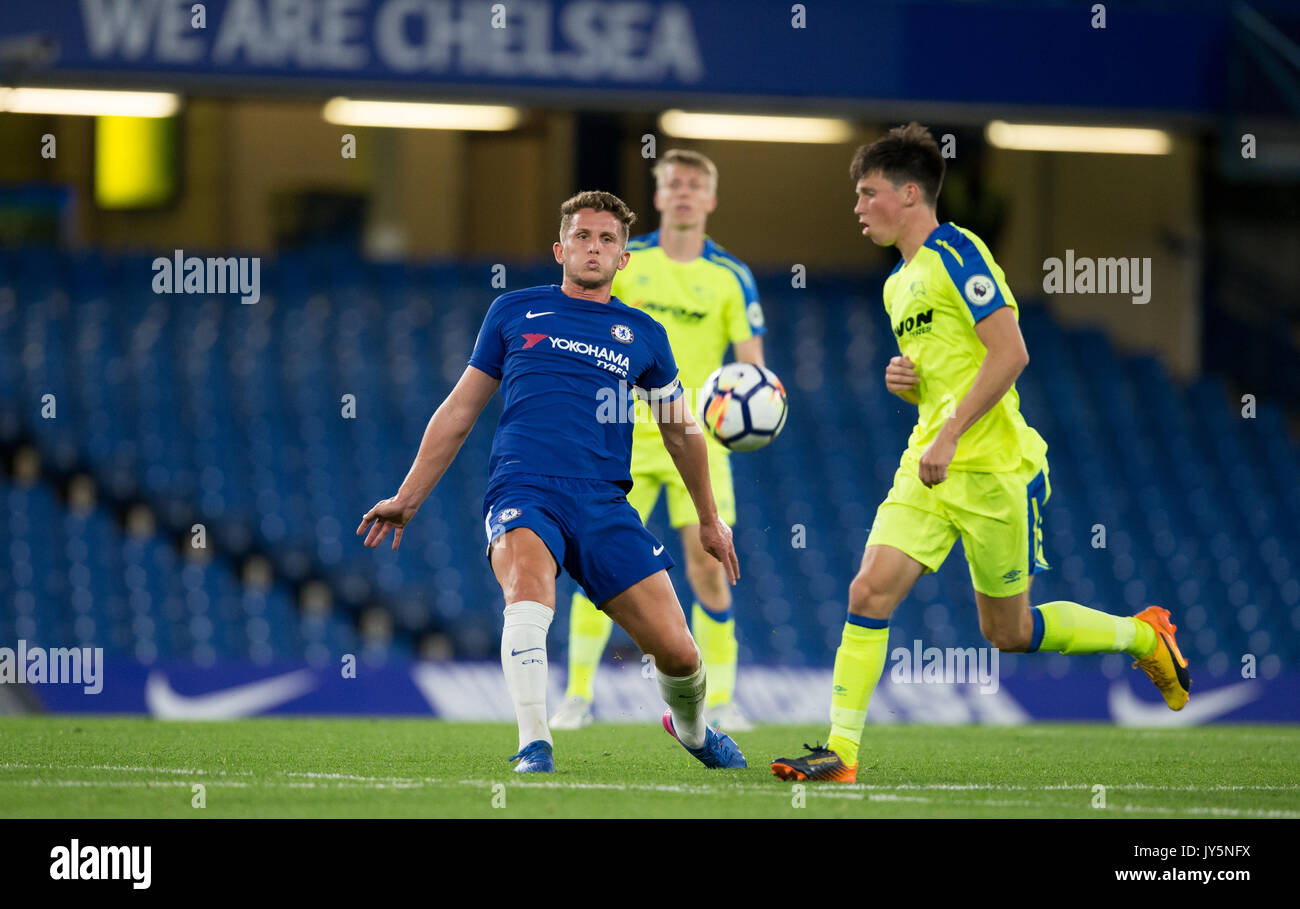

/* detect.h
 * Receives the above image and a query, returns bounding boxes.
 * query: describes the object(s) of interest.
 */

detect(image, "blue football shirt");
[468,284,682,487]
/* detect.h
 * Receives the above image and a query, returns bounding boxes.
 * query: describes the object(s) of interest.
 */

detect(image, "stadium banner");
[23,660,1300,725]
[1,0,1227,113]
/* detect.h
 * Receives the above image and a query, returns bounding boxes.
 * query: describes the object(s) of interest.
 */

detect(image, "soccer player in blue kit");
[358,191,746,773]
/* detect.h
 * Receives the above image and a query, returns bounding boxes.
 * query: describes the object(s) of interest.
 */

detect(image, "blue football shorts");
[483,473,675,607]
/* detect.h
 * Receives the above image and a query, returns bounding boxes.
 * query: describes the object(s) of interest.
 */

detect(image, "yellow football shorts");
[865,452,1050,597]
[626,439,736,528]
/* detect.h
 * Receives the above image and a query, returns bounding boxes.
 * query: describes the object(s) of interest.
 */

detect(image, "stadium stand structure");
[2,247,1297,682]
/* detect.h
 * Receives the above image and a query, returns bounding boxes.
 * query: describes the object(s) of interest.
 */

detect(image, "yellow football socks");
[564,591,613,701]
[826,618,890,766]
[1033,600,1157,658]
[692,603,738,708]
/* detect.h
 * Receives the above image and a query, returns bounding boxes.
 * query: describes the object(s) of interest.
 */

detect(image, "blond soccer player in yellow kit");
[550,150,766,732]
[771,123,1192,783]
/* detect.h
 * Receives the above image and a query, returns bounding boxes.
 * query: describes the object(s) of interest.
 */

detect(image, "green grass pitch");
[2,717,1297,819]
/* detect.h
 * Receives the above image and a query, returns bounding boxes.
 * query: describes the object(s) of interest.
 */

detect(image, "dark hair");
[849,122,944,206]
[559,190,636,246]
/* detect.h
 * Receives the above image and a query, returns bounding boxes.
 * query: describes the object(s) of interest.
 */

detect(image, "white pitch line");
[1042,783,1300,792]
[1109,803,1300,819]
[7,780,251,789]
[5,777,1297,816]
[4,761,1296,794]
[851,782,1300,792]
[285,771,446,783]
[3,765,1296,799]
[0,762,252,776]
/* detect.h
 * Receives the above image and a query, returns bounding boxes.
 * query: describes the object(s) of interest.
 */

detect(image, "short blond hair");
[558,190,636,246]
[652,149,718,194]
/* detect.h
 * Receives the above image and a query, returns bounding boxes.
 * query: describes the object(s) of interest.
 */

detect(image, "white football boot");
[707,701,754,732]
[548,695,594,730]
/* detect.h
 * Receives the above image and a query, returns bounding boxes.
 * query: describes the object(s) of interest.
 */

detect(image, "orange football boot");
[1132,606,1191,710]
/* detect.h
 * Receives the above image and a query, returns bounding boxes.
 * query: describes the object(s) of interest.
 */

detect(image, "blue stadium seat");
[3,248,1297,675]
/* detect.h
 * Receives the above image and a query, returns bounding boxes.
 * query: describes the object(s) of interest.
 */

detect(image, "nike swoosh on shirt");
[653,544,665,556]
[511,647,544,657]
[524,311,555,318]
[1108,679,1261,727]
[145,669,317,719]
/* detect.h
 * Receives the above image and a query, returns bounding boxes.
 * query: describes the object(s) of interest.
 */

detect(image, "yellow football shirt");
[883,222,1046,472]
[612,231,765,455]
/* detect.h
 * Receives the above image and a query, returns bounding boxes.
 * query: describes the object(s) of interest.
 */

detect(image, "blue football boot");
[509,739,555,773]
[662,710,747,769]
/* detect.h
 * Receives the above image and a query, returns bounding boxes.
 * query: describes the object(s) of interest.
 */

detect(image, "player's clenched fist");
[918,430,958,488]
[357,496,419,551]
[699,517,740,585]
[885,355,919,397]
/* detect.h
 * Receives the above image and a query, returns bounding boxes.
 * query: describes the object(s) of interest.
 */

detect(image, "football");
[698,362,789,452]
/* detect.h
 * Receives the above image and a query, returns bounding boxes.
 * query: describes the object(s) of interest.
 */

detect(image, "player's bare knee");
[847,573,899,620]
[497,560,551,605]
[981,623,1030,652]
[654,637,700,678]
[503,582,547,605]
[659,656,697,678]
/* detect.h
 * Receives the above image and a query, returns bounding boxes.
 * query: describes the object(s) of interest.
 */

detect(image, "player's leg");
[570,484,743,768]
[972,584,1035,652]
[677,527,738,713]
[486,506,564,771]
[974,584,1188,706]
[668,450,745,727]
[771,544,930,782]
[601,571,708,752]
[602,570,744,768]
[554,472,664,728]
[602,569,699,677]
[772,458,956,782]
[961,463,1189,708]
[973,574,1163,654]
[827,544,927,762]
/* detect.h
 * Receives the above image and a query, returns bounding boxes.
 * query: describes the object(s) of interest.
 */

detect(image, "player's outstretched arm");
[654,395,740,584]
[918,307,1029,487]
[357,365,500,550]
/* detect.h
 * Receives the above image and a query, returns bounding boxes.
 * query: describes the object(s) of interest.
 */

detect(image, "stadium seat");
[3,248,1297,675]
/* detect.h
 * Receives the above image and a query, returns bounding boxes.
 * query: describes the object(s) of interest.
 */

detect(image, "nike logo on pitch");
[511,647,544,656]
[525,311,555,318]
[653,544,665,556]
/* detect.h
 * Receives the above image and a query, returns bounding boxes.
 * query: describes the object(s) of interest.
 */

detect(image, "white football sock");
[658,661,708,749]
[501,600,554,751]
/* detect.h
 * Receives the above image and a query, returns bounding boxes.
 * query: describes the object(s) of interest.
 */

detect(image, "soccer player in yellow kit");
[771,123,1191,782]
[551,150,766,732]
